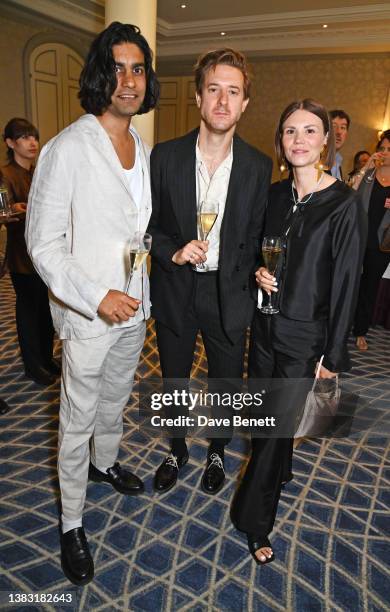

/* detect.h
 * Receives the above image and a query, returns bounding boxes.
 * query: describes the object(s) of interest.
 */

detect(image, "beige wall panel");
[186,80,196,98]
[0,15,38,162]
[155,104,178,143]
[35,80,60,145]
[160,81,178,100]
[62,48,84,128]
[185,104,200,134]
[34,49,57,76]
[67,55,83,81]
[237,55,390,181]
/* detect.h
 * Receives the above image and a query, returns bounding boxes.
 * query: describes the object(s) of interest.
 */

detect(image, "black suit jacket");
[148,128,272,343]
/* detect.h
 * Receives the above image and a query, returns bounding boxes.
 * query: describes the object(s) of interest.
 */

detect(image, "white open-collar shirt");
[195,138,233,271]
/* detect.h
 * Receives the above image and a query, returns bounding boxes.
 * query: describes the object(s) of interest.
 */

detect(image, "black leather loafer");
[89,461,144,495]
[61,527,94,586]
[201,452,225,494]
[247,534,275,565]
[25,366,56,386]
[153,452,189,493]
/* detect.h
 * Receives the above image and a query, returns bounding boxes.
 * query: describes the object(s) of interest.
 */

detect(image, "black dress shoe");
[154,452,189,493]
[247,534,275,565]
[43,358,62,376]
[61,527,94,586]
[0,398,10,415]
[88,461,144,495]
[201,452,225,494]
[25,366,56,386]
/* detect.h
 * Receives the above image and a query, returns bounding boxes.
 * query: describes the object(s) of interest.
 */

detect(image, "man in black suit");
[148,48,272,494]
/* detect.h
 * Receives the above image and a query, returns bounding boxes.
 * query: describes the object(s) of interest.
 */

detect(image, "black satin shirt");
[265,179,367,371]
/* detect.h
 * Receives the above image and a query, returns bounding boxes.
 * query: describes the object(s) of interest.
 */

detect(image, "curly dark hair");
[79,22,159,116]
[3,117,39,162]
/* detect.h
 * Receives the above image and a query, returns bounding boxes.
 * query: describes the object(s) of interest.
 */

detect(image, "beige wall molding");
[7,0,104,33]
[157,4,390,37]
[158,26,390,58]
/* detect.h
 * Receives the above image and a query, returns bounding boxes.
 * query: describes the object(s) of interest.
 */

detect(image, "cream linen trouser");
[58,322,146,522]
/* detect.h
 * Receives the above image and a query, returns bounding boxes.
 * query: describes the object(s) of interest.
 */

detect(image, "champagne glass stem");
[125,272,133,294]
[267,289,273,309]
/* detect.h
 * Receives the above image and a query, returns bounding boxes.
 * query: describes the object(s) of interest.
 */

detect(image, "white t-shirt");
[123,130,143,217]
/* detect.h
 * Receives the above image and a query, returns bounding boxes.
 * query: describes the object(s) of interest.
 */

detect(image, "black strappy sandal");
[247,534,275,565]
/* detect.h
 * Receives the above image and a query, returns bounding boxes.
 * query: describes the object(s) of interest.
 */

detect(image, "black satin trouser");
[231,309,327,537]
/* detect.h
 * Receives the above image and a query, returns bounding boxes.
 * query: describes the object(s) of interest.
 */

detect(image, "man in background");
[329,109,351,180]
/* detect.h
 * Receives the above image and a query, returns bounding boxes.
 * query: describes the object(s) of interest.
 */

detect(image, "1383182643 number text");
[6,592,74,604]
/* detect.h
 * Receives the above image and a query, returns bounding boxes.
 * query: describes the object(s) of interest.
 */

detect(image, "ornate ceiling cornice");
[157,4,390,38]
[4,1,390,57]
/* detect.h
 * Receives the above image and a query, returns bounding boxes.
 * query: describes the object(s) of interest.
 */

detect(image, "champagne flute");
[260,236,282,315]
[126,231,152,293]
[0,188,11,218]
[196,199,218,271]
[365,155,384,183]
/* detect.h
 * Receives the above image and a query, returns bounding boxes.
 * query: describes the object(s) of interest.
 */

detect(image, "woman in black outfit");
[231,99,367,564]
[352,130,390,350]
[2,118,58,385]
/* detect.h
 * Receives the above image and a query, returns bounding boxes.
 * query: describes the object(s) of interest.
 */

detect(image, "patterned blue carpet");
[0,273,389,611]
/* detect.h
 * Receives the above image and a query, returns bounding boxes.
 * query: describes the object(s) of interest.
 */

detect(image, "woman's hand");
[352,151,386,189]
[255,266,277,295]
[12,202,27,214]
[316,363,338,379]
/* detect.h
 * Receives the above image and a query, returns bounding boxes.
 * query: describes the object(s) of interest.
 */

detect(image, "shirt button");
[239,243,245,249]
[235,265,240,272]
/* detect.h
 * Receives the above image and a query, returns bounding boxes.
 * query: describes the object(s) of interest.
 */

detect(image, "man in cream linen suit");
[26,22,159,585]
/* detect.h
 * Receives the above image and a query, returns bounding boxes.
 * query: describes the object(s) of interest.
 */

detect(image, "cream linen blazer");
[26,114,151,340]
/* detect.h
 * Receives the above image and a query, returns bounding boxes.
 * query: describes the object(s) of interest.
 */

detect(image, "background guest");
[352,130,390,350]
[329,109,350,180]
[347,150,370,185]
[2,117,58,385]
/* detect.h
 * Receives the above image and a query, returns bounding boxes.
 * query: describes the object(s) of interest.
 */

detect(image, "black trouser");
[353,249,390,337]
[155,271,246,455]
[231,310,327,537]
[10,272,55,373]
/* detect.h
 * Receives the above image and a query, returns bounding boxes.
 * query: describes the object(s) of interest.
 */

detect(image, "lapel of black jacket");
[171,128,198,244]
[219,134,252,270]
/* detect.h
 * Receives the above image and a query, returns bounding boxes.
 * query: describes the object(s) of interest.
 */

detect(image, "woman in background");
[347,150,370,185]
[231,99,367,565]
[2,118,59,385]
[352,130,390,350]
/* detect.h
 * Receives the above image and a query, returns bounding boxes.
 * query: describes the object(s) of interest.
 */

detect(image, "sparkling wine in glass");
[260,236,282,315]
[196,200,218,271]
[126,231,152,293]
[0,188,11,217]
